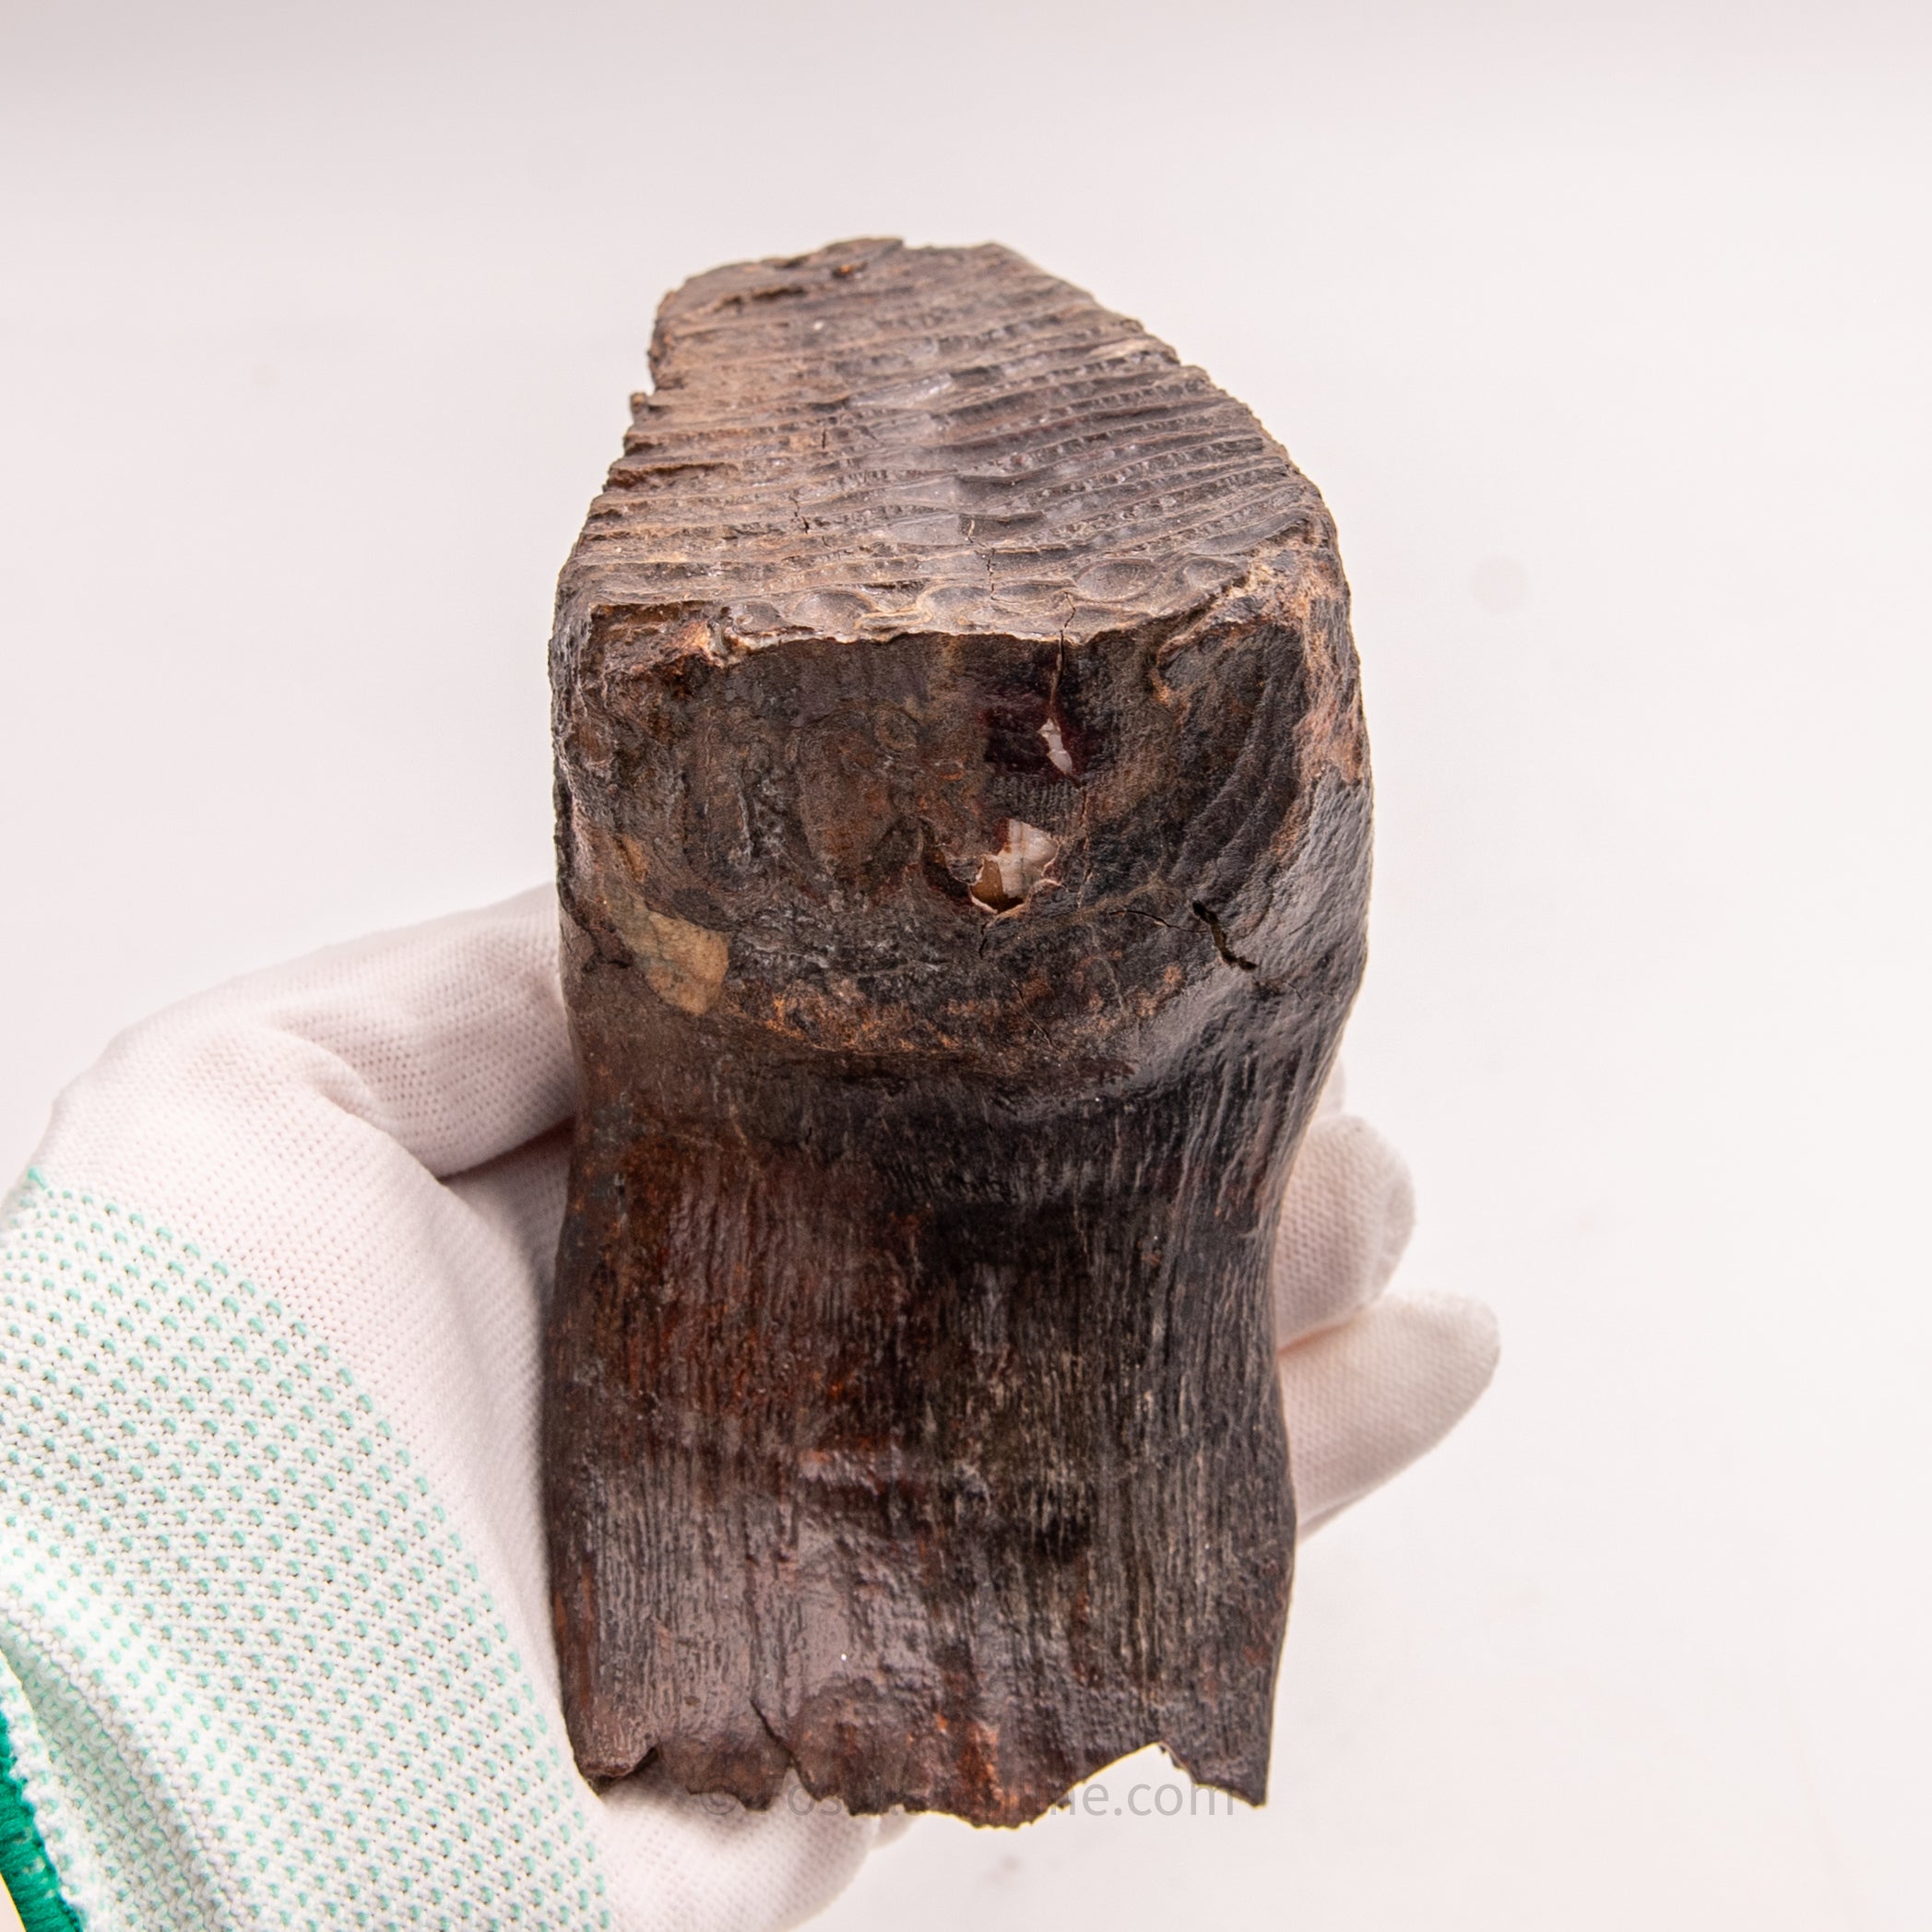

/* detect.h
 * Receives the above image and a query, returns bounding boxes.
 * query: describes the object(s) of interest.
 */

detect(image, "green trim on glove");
[0,1701,79,1932]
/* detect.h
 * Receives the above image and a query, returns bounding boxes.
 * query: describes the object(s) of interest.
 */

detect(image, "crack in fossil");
[1191,901,1258,971]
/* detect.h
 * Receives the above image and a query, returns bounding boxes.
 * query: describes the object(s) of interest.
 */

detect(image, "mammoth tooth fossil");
[544,236,1372,1827]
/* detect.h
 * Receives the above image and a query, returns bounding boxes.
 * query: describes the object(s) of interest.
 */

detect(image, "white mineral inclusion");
[971,819,1061,913]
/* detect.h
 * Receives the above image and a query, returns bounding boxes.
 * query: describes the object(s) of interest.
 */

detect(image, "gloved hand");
[0,889,1496,1932]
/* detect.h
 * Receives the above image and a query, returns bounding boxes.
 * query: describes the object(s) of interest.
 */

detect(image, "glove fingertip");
[1273,1114,1417,1345]
[1280,1291,1499,1535]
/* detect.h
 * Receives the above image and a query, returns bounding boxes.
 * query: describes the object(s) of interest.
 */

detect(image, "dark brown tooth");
[544,235,1371,1826]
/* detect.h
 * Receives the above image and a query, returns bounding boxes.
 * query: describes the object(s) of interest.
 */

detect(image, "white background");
[3,3,1927,1926]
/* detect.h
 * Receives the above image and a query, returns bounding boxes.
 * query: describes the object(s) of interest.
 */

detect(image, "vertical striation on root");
[545,237,1372,1827]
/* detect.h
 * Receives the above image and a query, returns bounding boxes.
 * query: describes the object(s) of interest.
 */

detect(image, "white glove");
[0,889,1495,1932]
[1274,1089,1499,1535]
